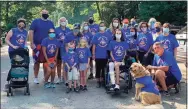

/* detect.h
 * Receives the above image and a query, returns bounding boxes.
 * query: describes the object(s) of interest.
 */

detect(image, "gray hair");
[153,42,164,48]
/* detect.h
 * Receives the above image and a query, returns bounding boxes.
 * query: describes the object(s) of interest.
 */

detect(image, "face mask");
[115,34,121,40]
[89,19,94,24]
[73,29,80,34]
[130,32,135,36]
[68,48,74,53]
[99,27,106,31]
[42,14,49,19]
[60,22,66,26]
[141,27,147,32]
[163,28,169,34]
[84,26,89,30]
[49,33,56,38]
[155,27,160,32]
[113,22,118,27]
[123,24,128,28]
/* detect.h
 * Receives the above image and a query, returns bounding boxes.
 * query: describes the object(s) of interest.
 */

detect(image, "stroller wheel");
[27,84,30,95]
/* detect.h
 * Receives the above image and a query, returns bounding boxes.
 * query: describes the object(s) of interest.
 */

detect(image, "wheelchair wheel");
[126,71,133,89]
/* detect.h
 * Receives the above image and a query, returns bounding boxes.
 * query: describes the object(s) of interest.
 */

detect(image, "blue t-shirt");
[41,37,60,58]
[29,18,55,45]
[55,26,71,53]
[137,32,154,52]
[9,28,28,52]
[155,34,179,55]
[64,31,80,45]
[109,40,129,62]
[106,28,114,38]
[81,31,93,45]
[91,32,112,59]
[136,76,160,95]
[121,28,130,40]
[76,47,91,63]
[153,50,182,81]
[127,36,138,50]
[63,52,78,67]
[89,24,99,34]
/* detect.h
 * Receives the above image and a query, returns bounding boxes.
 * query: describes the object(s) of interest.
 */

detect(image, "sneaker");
[83,85,88,91]
[34,78,39,84]
[74,88,79,92]
[109,84,115,91]
[164,91,170,96]
[44,83,50,88]
[56,78,61,84]
[50,83,56,88]
[66,88,72,93]
[114,84,120,90]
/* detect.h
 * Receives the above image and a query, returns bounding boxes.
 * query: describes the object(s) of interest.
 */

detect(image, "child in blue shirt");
[63,41,79,93]
[41,28,60,88]
[108,29,129,90]
[76,38,91,91]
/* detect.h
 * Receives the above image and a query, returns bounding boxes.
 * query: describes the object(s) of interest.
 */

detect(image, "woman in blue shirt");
[92,21,112,88]
[155,23,179,57]
[5,18,28,59]
[106,18,121,38]
[137,22,154,66]
[108,29,129,90]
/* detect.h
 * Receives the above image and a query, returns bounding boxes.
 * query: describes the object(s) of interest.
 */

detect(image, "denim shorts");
[79,63,87,71]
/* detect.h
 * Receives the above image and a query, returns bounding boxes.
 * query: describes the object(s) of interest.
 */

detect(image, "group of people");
[5,9,182,95]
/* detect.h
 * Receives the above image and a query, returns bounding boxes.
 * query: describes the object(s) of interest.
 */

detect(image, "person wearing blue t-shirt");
[108,29,129,90]
[147,42,182,96]
[121,18,131,40]
[91,21,112,88]
[137,22,154,66]
[29,9,55,84]
[155,23,179,56]
[5,18,28,59]
[148,18,157,35]
[55,17,71,84]
[126,27,138,61]
[64,23,82,46]
[63,41,79,93]
[41,28,60,88]
[88,16,99,36]
[81,22,93,47]
[106,18,121,39]
[76,38,91,91]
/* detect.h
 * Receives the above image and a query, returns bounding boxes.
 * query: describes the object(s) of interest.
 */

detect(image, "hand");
[30,43,35,49]
[12,45,19,49]
[146,65,155,69]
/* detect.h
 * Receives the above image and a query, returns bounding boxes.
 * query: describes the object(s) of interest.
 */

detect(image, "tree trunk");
[5,2,9,24]
[96,1,102,20]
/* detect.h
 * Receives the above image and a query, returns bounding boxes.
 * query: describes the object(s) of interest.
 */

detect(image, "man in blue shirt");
[29,9,55,84]
[147,42,182,96]
[88,16,99,36]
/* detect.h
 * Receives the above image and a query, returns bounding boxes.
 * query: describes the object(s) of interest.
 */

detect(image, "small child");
[41,28,60,88]
[63,41,79,93]
[76,38,91,91]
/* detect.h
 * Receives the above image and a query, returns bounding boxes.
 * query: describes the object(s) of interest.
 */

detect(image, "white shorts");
[68,67,79,81]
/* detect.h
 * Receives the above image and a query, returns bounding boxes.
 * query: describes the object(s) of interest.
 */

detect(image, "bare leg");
[45,67,51,83]
[34,62,40,78]
[57,60,62,79]
[115,62,120,85]
[43,63,47,78]
[51,68,56,83]
[74,80,77,88]
[155,70,167,91]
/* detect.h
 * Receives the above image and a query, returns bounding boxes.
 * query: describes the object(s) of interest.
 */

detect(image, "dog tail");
[143,104,164,109]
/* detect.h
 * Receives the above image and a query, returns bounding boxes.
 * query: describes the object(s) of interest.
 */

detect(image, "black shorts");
[157,71,179,87]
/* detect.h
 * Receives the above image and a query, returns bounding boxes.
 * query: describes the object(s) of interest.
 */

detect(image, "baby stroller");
[104,56,135,94]
[6,48,30,96]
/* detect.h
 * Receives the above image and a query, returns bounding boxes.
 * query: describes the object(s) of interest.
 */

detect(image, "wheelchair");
[104,56,136,94]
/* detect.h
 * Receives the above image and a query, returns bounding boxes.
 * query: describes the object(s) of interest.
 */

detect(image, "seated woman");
[108,29,129,90]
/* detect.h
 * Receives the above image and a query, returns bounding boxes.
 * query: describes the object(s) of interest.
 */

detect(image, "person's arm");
[54,48,59,62]
[42,46,49,64]
[174,47,177,58]
[151,66,169,72]
[5,30,19,49]
[110,51,115,62]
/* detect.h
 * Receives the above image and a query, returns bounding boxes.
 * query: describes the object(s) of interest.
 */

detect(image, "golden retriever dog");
[130,63,161,106]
